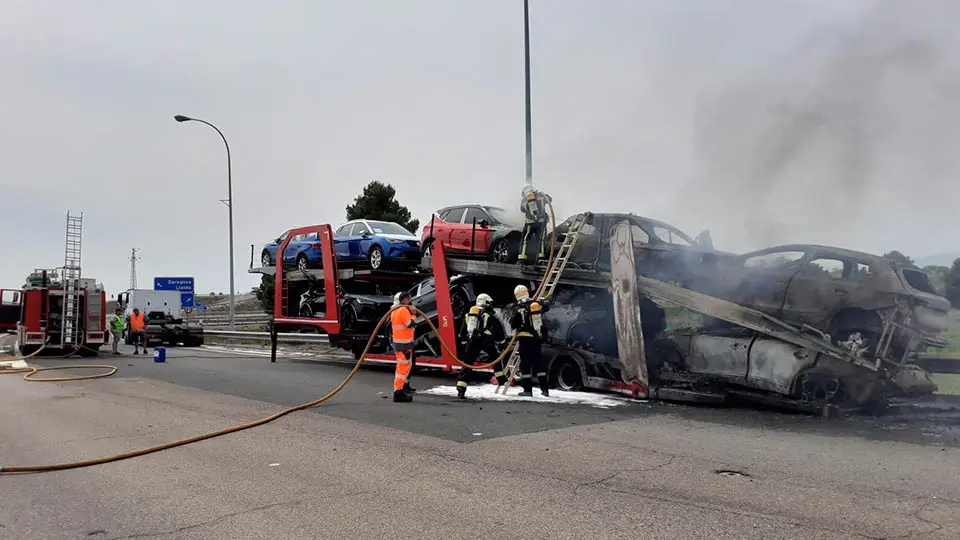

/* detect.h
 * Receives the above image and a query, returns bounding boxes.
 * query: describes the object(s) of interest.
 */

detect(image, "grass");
[930,310,960,354]
[931,374,960,396]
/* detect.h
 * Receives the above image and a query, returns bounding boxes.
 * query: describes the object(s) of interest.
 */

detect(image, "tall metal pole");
[523,0,533,186]
[174,115,236,330]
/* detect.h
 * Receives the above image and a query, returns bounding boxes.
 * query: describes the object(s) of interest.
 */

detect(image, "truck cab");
[117,289,204,347]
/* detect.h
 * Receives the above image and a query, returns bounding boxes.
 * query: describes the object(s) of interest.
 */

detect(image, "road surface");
[1,344,959,539]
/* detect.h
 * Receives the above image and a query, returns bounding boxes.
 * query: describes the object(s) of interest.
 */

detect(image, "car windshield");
[649,223,694,246]
[367,221,412,236]
[483,206,507,224]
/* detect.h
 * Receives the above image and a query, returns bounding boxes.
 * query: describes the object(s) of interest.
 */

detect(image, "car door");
[782,253,852,327]
[354,221,376,257]
[726,248,808,318]
[456,207,494,254]
[282,234,305,263]
[334,224,354,260]
[555,215,600,266]
[436,207,466,253]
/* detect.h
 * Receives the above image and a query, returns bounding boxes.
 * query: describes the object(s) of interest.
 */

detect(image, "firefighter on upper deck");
[456,293,504,399]
[510,284,550,397]
[518,185,552,267]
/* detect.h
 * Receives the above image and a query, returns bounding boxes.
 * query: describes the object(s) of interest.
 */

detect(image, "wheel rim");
[493,241,509,262]
[370,249,382,269]
[342,305,356,331]
[557,362,581,391]
[262,253,271,267]
[298,256,308,271]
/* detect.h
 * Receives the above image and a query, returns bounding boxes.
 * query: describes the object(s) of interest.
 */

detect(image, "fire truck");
[17,269,107,357]
[0,289,21,332]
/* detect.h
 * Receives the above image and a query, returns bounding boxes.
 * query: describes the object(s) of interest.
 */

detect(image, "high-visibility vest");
[110,315,125,333]
[391,307,414,344]
[129,312,145,332]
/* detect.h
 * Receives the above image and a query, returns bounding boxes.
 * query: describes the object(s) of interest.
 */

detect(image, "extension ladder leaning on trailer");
[496,212,589,395]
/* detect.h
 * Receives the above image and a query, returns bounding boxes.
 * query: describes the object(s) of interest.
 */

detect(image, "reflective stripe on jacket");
[391,307,415,344]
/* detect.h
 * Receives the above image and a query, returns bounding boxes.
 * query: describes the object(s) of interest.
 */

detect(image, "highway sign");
[154,277,195,309]
[197,302,208,312]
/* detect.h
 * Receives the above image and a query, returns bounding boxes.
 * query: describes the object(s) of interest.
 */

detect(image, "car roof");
[434,203,502,213]
[742,244,887,264]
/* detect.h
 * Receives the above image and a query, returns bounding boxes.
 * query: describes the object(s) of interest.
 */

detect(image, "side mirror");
[275,238,283,244]
[360,230,371,237]
[478,220,489,228]
[695,230,714,249]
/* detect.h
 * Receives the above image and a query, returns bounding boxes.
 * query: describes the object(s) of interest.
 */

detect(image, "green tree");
[923,265,949,295]
[882,250,915,266]
[345,180,420,233]
[946,258,960,309]
[255,274,275,314]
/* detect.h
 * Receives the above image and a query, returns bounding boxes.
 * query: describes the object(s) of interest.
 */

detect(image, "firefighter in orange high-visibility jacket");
[391,291,416,402]
[509,285,550,397]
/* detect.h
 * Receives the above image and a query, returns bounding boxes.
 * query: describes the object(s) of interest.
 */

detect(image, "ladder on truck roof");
[61,211,83,346]
[497,212,589,395]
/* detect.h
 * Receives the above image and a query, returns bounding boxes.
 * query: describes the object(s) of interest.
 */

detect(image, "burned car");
[693,244,951,363]
[548,213,725,285]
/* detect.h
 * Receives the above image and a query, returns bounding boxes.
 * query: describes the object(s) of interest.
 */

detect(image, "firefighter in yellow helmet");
[456,293,503,399]
[509,284,550,396]
[518,186,552,267]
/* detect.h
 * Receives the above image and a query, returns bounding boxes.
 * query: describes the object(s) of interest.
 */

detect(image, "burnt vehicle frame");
[693,244,950,368]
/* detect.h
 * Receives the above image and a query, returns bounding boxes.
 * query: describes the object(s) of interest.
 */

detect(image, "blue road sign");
[197,302,208,312]
[154,277,195,309]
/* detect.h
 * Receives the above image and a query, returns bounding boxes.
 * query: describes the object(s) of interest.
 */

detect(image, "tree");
[345,180,419,233]
[946,258,960,309]
[255,275,274,314]
[882,250,915,266]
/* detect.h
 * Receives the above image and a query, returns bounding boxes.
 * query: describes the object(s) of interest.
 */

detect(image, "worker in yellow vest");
[108,307,125,355]
[127,308,148,355]
[390,292,416,402]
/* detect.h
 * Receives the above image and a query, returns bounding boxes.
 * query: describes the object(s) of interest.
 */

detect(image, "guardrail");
[203,330,331,343]
[915,353,960,374]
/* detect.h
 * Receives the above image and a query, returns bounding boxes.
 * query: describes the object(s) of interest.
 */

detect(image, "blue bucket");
[153,346,166,363]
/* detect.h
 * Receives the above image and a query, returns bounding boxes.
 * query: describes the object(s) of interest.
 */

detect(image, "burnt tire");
[490,237,519,264]
[340,303,359,334]
[296,254,309,272]
[551,357,583,391]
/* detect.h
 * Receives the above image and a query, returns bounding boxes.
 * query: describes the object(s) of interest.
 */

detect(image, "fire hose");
[0,200,559,474]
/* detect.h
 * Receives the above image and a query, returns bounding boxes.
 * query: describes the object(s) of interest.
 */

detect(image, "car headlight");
[385,238,405,244]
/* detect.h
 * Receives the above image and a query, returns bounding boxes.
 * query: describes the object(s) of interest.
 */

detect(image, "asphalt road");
[2,343,959,539]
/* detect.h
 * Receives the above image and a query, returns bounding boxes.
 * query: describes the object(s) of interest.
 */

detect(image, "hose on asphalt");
[0,339,118,382]
[0,200,562,474]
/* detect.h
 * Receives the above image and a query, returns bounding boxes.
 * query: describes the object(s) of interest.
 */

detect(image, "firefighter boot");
[393,389,413,403]
[403,383,417,393]
[457,387,467,400]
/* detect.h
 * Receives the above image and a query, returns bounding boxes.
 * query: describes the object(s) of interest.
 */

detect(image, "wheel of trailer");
[297,254,309,272]
[490,237,518,264]
[261,251,272,267]
[368,245,384,270]
[552,358,583,391]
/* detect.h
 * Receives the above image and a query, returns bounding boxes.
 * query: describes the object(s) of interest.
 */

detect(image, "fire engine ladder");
[61,212,83,346]
[496,213,589,395]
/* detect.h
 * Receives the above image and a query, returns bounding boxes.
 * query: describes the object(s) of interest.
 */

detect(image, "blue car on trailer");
[260,229,324,270]
[333,220,421,270]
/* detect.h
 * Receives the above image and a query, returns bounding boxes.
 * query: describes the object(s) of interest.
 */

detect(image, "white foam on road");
[422,383,638,409]
[0,359,28,369]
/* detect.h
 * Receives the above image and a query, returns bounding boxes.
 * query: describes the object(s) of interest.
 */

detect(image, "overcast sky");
[2,0,957,296]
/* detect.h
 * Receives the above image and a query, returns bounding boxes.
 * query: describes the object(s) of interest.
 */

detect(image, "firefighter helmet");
[514,285,530,302]
[476,293,493,308]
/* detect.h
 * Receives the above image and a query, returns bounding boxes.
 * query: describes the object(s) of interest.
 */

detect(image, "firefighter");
[108,307,124,355]
[518,185,552,267]
[509,284,550,397]
[456,293,503,399]
[127,307,148,355]
[390,292,416,402]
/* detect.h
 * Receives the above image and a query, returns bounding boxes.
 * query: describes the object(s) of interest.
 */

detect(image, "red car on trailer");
[421,204,523,263]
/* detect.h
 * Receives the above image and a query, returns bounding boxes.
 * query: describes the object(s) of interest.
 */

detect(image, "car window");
[743,250,806,269]
[854,263,874,280]
[652,225,692,246]
[336,224,352,236]
[290,234,304,242]
[442,208,465,224]
[804,258,846,279]
[278,231,289,242]
[483,206,507,224]
[367,221,411,235]
[462,207,488,225]
[412,279,435,297]
[631,224,650,244]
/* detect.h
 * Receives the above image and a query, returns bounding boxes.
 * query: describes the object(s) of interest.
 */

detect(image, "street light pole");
[174,114,236,330]
[523,0,533,186]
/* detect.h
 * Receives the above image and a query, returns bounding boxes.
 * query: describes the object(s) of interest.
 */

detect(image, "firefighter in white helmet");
[518,186,552,267]
[456,293,503,399]
[509,284,550,396]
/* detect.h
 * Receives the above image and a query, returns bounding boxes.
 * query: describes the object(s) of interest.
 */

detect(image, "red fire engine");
[17,269,106,357]
[0,289,21,332]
